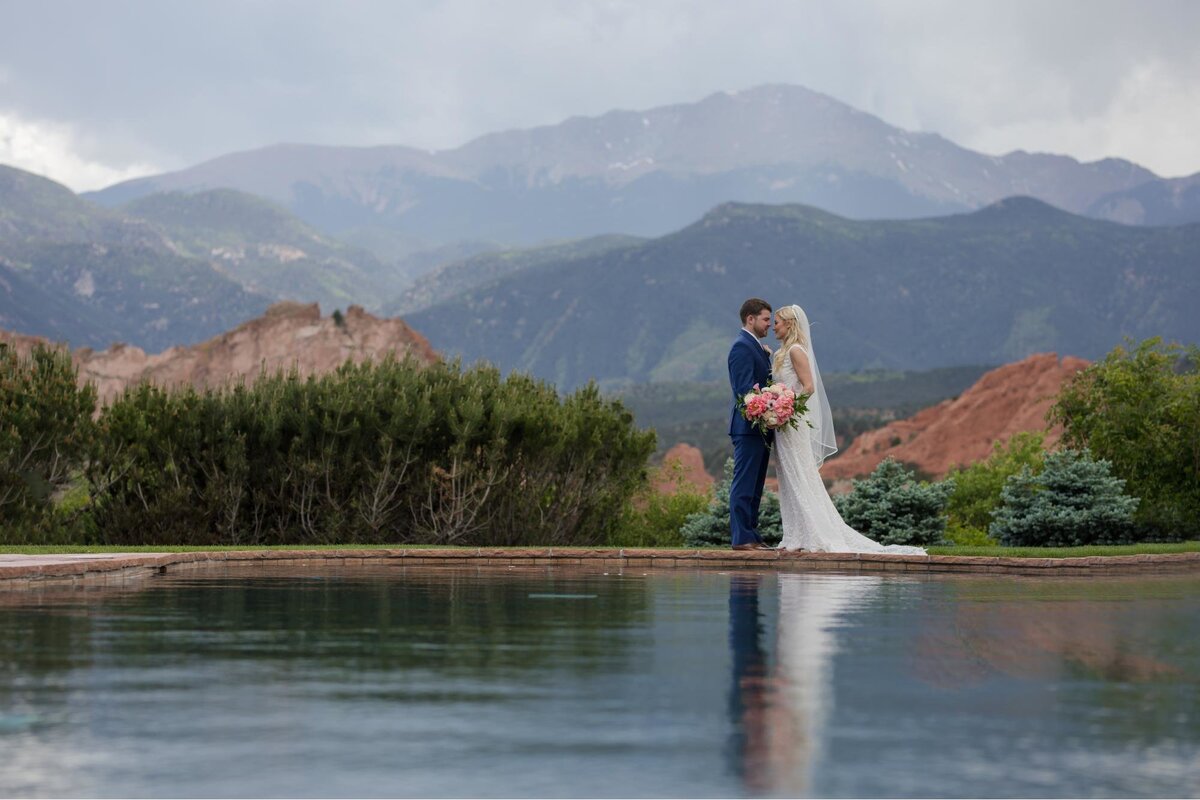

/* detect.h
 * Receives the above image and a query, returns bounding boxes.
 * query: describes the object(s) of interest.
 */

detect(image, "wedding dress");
[773,328,926,555]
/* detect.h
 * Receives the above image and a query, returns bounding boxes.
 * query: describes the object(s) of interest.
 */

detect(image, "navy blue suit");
[727,330,773,546]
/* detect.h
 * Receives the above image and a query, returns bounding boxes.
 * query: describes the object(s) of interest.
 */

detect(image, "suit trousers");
[729,434,770,546]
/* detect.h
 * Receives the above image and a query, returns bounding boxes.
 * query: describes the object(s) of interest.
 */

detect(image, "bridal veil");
[791,305,837,466]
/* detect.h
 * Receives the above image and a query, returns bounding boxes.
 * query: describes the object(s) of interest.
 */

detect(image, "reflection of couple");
[727,298,925,554]
[728,573,883,795]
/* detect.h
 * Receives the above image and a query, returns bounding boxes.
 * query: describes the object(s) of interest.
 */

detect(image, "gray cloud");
[1,0,1197,190]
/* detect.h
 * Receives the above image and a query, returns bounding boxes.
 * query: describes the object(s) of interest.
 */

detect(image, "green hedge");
[1,350,655,547]
[0,345,96,542]
[610,460,710,548]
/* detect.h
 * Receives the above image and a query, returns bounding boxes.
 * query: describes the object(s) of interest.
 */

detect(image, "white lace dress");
[774,346,927,555]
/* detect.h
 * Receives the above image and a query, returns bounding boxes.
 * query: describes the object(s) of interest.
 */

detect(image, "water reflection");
[728,573,882,797]
[914,579,1193,689]
[727,574,769,791]
[1,567,1198,797]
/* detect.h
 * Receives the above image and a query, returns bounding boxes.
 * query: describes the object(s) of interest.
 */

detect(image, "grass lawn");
[926,541,1200,558]
[0,544,463,555]
[2,542,1198,558]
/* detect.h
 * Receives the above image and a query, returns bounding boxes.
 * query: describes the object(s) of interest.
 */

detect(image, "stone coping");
[1,547,1198,589]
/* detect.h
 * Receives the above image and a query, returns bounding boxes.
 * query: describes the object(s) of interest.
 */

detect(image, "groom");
[727,298,775,551]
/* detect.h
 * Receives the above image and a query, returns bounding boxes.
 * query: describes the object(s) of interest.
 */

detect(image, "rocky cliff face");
[1,302,438,404]
[821,353,1090,482]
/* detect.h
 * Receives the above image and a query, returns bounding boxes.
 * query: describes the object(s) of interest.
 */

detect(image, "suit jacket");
[728,329,773,436]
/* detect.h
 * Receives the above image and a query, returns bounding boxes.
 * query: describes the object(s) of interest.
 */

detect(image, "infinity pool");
[1,565,1197,798]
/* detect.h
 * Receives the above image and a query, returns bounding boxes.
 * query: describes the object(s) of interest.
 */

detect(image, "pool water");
[1,565,1198,798]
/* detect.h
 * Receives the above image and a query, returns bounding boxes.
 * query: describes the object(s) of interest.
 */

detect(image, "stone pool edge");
[1,547,1199,589]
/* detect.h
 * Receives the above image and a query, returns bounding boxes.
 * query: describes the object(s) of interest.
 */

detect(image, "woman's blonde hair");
[772,305,807,375]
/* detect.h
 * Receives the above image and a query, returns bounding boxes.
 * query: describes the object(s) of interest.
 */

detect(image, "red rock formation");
[653,443,715,495]
[821,353,1090,481]
[1,302,438,404]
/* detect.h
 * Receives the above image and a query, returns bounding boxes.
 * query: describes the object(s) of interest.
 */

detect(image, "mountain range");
[5,82,1200,369]
[0,165,268,351]
[87,84,1200,254]
[120,188,402,308]
[404,198,1200,390]
[386,234,643,315]
[0,165,401,351]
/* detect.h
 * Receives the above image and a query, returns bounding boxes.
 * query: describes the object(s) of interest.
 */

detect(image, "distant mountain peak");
[83,82,1195,242]
[965,195,1084,224]
[697,200,848,226]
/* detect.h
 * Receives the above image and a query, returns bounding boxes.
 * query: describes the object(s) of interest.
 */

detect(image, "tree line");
[1,349,654,546]
[2,337,1196,548]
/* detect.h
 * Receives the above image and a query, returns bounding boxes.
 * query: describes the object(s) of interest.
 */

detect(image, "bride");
[771,305,926,555]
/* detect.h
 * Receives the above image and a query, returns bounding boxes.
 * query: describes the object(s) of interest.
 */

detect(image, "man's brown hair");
[739,298,772,324]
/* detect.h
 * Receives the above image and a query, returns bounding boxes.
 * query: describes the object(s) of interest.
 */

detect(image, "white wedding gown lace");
[774,346,926,555]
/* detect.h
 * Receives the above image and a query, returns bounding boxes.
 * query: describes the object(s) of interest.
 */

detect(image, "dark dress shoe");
[732,543,772,551]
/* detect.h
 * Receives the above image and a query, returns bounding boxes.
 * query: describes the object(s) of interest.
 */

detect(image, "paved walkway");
[2,548,1199,588]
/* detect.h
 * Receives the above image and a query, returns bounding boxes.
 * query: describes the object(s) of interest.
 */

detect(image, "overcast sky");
[1,0,1197,191]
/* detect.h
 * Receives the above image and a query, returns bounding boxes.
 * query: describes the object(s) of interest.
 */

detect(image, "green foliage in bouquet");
[680,458,781,547]
[943,431,1047,544]
[85,357,655,547]
[0,345,96,542]
[1050,338,1200,539]
[833,457,951,547]
[989,448,1138,546]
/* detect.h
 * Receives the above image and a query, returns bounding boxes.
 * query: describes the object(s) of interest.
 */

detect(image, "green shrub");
[0,345,96,543]
[944,431,1046,533]
[1050,338,1200,538]
[833,457,951,547]
[989,448,1139,547]
[680,458,782,547]
[87,357,655,546]
[943,522,997,547]
[610,462,710,548]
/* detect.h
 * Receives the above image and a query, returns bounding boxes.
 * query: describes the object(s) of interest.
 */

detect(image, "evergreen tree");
[0,345,96,541]
[989,448,1139,547]
[833,457,951,547]
[86,356,655,547]
[680,458,781,547]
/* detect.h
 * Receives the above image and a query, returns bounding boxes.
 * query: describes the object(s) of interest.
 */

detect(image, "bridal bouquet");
[739,383,807,434]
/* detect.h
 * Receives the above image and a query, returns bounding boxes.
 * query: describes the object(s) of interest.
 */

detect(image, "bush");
[610,461,710,548]
[943,431,1046,542]
[833,457,951,547]
[1050,338,1200,538]
[681,458,782,547]
[0,345,96,543]
[943,522,997,547]
[86,357,656,546]
[989,448,1138,546]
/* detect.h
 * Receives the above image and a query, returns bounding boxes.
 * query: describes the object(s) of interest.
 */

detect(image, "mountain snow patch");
[73,269,95,298]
